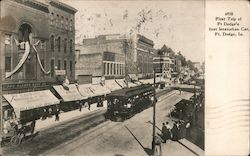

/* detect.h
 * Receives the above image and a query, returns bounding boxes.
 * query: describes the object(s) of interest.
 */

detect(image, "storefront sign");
[3,82,52,91]
[55,70,66,75]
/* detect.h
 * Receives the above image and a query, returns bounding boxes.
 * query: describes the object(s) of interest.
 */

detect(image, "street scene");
[0,1,205,156]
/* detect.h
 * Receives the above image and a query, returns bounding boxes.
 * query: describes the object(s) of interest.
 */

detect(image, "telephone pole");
[152,70,156,154]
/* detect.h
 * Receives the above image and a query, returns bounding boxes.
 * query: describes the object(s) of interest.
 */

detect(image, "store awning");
[104,80,122,91]
[90,84,111,96]
[3,90,60,113]
[128,82,139,88]
[115,79,127,88]
[78,84,95,98]
[53,84,86,102]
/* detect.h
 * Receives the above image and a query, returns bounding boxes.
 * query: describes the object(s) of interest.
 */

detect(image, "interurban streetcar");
[105,84,155,121]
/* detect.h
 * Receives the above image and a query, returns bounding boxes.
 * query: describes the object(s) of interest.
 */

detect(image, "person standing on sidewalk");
[161,123,168,143]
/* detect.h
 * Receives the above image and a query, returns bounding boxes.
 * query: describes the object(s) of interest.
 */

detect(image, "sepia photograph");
[0,0,248,156]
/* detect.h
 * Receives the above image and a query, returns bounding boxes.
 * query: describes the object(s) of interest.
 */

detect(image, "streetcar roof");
[107,84,154,98]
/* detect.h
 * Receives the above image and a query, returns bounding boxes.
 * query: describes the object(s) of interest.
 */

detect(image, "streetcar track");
[3,88,176,156]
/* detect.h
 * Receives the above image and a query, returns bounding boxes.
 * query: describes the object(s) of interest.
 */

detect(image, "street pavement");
[43,90,203,156]
[2,86,204,156]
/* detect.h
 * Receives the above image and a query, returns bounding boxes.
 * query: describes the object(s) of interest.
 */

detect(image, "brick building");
[0,0,77,93]
[75,34,126,83]
[75,34,154,83]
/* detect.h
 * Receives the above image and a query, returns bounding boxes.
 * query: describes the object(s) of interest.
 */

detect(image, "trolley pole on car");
[152,70,156,154]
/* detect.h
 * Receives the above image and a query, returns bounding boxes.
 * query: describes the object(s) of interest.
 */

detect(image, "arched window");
[56,14,59,27]
[70,39,73,53]
[51,12,54,25]
[64,38,67,53]
[50,35,54,51]
[70,19,73,31]
[61,16,64,28]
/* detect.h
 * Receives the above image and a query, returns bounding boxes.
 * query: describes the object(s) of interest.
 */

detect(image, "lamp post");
[152,70,156,154]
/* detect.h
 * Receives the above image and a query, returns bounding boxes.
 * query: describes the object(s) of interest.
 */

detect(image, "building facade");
[0,0,77,93]
[75,34,126,83]
[130,34,154,79]
[75,34,154,82]
[153,45,178,79]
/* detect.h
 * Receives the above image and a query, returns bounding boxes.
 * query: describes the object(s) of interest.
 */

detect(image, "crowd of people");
[159,120,190,143]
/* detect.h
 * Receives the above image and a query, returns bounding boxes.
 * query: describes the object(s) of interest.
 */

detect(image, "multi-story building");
[153,45,176,79]
[75,34,154,83]
[0,0,77,93]
[75,34,126,83]
[129,34,154,79]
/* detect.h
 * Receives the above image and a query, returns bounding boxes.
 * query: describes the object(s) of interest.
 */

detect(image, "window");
[70,61,73,77]
[58,37,61,52]
[50,35,54,51]
[41,59,45,78]
[56,14,59,27]
[61,16,64,28]
[57,60,61,70]
[5,57,11,72]
[64,38,67,53]
[51,13,54,25]
[103,63,106,75]
[107,63,110,75]
[113,63,116,75]
[66,18,69,29]
[51,59,54,77]
[70,40,73,53]
[70,19,73,31]
[64,60,67,70]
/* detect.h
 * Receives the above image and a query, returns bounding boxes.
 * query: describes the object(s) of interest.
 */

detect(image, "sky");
[63,0,205,62]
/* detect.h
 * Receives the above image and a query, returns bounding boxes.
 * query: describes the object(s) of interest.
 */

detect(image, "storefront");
[3,90,60,124]
[52,84,86,112]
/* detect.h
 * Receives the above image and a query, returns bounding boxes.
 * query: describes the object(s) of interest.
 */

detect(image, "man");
[161,123,168,143]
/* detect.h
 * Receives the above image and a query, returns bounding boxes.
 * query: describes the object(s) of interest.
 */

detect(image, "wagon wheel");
[10,135,21,146]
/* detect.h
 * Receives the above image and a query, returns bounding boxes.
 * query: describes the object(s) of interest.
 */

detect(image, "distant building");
[75,34,154,83]
[0,0,77,93]
[153,45,177,79]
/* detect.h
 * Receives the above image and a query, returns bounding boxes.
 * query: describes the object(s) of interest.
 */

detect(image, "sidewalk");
[35,86,171,132]
[35,102,107,132]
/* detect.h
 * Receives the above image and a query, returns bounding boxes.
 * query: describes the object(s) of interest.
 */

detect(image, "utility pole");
[0,31,3,148]
[152,70,156,154]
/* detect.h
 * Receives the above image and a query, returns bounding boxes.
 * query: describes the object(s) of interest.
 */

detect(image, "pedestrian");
[30,120,36,134]
[171,122,179,141]
[179,87,181,94]
[154,135,162,156]
[165,122,171,141]
[161,123,168,143]
[55,106,60,121]
[179,120,187,139]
